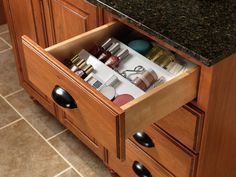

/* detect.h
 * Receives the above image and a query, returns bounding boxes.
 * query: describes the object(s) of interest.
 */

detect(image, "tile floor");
[0,24,113,177]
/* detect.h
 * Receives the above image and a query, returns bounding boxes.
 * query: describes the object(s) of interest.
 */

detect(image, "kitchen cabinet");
[43,0,103,45]
[4,1,236,176]
[3,0,47,83]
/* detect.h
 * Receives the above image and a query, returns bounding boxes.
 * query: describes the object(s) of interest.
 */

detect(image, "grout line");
[2,96,85,177]
[0,118,23,131]
[47,129,68,141]
[53,167,72,177]
[0,30,9,35]
[0,37,12,49]
[0,46,12,54]
[4,88,24,98]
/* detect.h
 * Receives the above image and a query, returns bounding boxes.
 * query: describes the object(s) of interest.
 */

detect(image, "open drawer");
[22,21,199,160]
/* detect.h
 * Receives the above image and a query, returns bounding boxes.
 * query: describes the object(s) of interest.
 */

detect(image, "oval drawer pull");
[132,161,152,177]
[133,132,154,148]
[51,85,77,109]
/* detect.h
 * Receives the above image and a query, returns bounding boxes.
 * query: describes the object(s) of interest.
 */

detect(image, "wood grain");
[108,140,173,177]
[61,111,105,160]
[123,67,199,138]
[21,21,200,161]
[131,125,198,177]
[3,0,47,84]
[43,0,101,45]
[22,36,126,159]
[196,53,236,177]
[156,104,204,152]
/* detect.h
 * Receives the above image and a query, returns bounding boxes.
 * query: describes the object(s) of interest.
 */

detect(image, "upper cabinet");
[43,0,103,45]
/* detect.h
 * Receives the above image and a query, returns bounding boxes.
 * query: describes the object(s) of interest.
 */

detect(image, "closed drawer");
[21,21,199,160]
[156,104,204,152]
[131,126,198,177]
[108,140,173,177]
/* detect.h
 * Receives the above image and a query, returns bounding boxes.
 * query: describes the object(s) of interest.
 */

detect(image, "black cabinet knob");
[51,85,77,109]
[132,161,152,177]
[133,132,154,148]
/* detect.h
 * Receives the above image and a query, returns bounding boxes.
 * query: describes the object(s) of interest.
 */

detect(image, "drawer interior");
[45,21,199,136]
[46,21,197,108]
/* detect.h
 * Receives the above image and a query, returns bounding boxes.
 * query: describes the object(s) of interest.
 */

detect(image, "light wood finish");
[24,81,56,117]
[156,104,204,152]
[103,10,114,24]
[57,108,105,160]
[43,0,101,45]
[108,140,173,177]
[0,0,6,25]
[196,53,236,177]
[21,21,199,160]
[131,125,198,177]
[122,67,199,138]
[22,35,125,160]
[3,0,47,84]
[45,21,199,139]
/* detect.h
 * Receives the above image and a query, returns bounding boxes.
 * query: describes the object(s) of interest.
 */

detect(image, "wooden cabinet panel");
[131,126,198,177]
[44,0,101,45]
[156,104,204,152]
[103,10,114,24]
[108,140,173,177]
[3,0,47,84]
[0,0,6,25]
[61,112,105,160]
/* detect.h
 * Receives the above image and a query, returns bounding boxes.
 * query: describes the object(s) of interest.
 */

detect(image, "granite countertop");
[89,0,236,66]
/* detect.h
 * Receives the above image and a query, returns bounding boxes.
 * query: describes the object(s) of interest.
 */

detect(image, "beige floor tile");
[0,32,12,45]
[0,37,10,51]
[0,50,22,96]
[7,90,65,139]
[49,131,112,177]
[57,168,81,177]
[0,96,21,128]
[0,120,69,177]
[0,24,8,34]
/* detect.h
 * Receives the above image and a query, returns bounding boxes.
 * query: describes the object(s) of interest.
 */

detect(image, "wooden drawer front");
[62,113,105,160]
[22,21,199,160]
[156,104,204,152]
[131,126,197,177]
[23,82,56,117]
[108,140,173,177]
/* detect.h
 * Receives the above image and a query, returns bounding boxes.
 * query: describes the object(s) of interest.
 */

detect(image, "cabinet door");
[4,0,54,114]
[44,0,102,45]
[3,0,47,83]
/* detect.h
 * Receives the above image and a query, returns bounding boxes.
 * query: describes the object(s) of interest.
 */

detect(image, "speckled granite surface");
[89,0,236,66]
